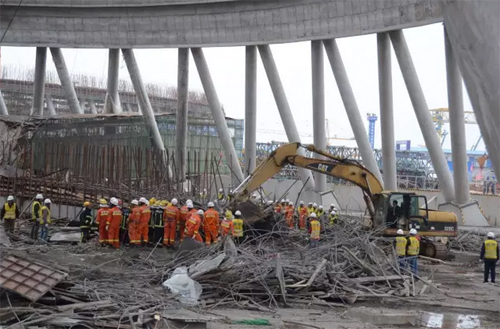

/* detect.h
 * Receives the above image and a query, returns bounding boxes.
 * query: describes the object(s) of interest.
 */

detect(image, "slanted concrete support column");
[377,33,397,191]
[32,47,47,116]
[0,92,8,115]
[121,48,165,152]
[176,48,189,182]
[191,47,244,184]
[104,49,122,114]
[89,100,98,114]
[50,48,82,114]
[45,94,56,116]
[389,30,455,202]
[311,40,327,192]
[258,44,315,190]
[244,46,257,176]
[79,99,86,113]
[445,29,469,204]
[323,39,384,185]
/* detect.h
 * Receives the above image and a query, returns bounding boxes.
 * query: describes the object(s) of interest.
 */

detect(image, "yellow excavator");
[232,143,457,259]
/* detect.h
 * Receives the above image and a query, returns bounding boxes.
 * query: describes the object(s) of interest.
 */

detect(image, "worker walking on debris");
[308,213,320,248]
[220,211,234,238]
[179,201,191,242]
[106,197,122,249]
[480,232,499,284]
[185,209,204,242]
[298,201,308,230]
[128,199,141,246]
[1,195,19,233]
[163,198,180,248]
[285,201,294,228]
[204,202,220,245]
[39,199,52,241]
[31,194,44,239]
[328,204,338,225]
[95,199,110,246]
[232,210,244,245]
[138,197,151,245]
[395,229,407,271]
[80,201,92,243]
[406,229,420,276]
[120,200,131,246]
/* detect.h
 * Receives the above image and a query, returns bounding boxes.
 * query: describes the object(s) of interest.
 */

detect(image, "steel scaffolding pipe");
[244,46,257,176]
[191,47,245,184]
[32,47,47,116]
[104,49,122,114]
[176,48,189,183]
[323,39,384,185]
[389,30,455,202]
[50,48,82,114]
[258,44,315,190]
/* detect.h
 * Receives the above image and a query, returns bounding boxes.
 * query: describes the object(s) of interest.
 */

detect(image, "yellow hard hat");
[149,198,157,205]
[83,201,91,207]
[99,198,107,205]
[225,210,233,219]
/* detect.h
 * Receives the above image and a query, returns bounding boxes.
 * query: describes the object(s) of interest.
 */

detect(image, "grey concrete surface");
[103,49,122,114]
[176,48,189,183]
[0,92,8,116]
[45,94,56,116]
[244,45,257,177]
[32,47,47,117]
[50,48,82,114]
[0,0,443,47]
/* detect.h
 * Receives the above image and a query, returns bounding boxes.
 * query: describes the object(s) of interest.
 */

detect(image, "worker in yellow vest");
[31,194,44,239]
[394,229,407,271]
[232,210,244,245]
[308,213,321,248]
[480,232,499,284]
[1,195,20,233]
[40,199,52,241]
[406,229,420,276]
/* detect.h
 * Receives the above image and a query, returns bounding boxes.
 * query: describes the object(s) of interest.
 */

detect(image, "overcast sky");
[1,23,484,151]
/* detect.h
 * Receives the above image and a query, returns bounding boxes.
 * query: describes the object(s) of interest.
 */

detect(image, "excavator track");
[420,239,449,260]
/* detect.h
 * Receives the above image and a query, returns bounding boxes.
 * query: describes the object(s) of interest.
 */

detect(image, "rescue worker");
[394,229,407,271]
[227,190,233,203]
[204,202,220,245]
[120,200,131,245]
[179,201,190,242]
[1,196,19,233]
[328,204,338,225]
[406,228,420,276]
[31,194,44,239]
[480,232,499,283]
[80,201,92,243]
[185,209,204,242]
[312,203,318,215]
[39,199,52,241]
[95,199,110,246]
[298,201,308,230]
[232,210,244,245]
[128,199,141,246]
[317,205,325,219]
[200,189,208,203]
[308,213,320,248]
[106,197,122,249]
[163,198,180,247]
[285,201,295,228]
[152,201,164,246]
[220,211,234,238]
[306,202,314,215]
[148,198,157,244]
[275,200,283,214]
[138,197,151,245]
[217,189,225,201]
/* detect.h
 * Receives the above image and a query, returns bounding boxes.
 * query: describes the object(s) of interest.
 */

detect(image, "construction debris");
[450,230,484,253]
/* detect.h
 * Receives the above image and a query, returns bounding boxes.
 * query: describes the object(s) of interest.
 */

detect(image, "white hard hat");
[310,213,317,218]
[285,199,290,203]
[203,189,207,192]
[409,228,417,235]
[288,201,293,205]
[281,199,285,203]
[229,189,233,193]
[139,197,148,204]
[131,199,139,205]
[235,210,241,216]
[487,232,495,238]
[44,198,51,204]
[186,199,192,204]
[187,203,193,209]
[7,196,14,201]
[313,203,317,207]
[171,198,178,206]
[207,202,214,207]
[319,205,323,209]
[308,202,313,205]
[397,229,404,235]
[110,197,118,206]
[36,194,43,200]
[300,201,304,204]
[267,200,273,205]
[219,188,223,192]
[197,209,204,215]
[330,204,335,207]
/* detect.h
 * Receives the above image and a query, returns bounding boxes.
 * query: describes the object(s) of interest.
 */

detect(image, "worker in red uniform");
[297,201,308,230]
[128,199,141,246]
[95,199,110,246]
[204,202,220,245]
[138,197,151,245]
[185,209,204,242]
[285,201,295,228]
[179,200,191,241]
[163,198,180,247]
[220,210,234,238]
[106,197,122,249]
[274,199,283,214]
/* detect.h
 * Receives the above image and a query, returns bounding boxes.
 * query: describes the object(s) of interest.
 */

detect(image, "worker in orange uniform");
[308,213,321,248]
[128,199,141,246]
[274,199,283,214]
[106,197,122,249]
[95,199,110,246]
[138,197,151,245]
[185,209,204,242]
[285,201,295,228]
[163,198,180,248]
[179,200,190,242]
[204,202,220,245]
[297,201,308,230]
[220,210,234,238]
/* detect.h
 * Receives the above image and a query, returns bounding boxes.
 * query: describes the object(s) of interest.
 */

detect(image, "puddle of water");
[419,312,483,329]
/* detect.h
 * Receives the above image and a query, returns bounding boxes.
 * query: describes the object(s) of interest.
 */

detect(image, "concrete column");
[311,41,327,192]
[389,30,455,202]
[244,46,257,176]
[104,49,122,114]
[176,48,189,182]
[79,99,86,113]
[445,29,469,204]
[191,47,244,184]
[323,39,384,185]
[50,48,82,114]
[89,100,98,114]
[121,48,165,151]
[258,44,315,190]
[45,94,56,116]
[32,47,47,116]
[377,33,397,191]
[124,103,132,113]
[0,91,8,115]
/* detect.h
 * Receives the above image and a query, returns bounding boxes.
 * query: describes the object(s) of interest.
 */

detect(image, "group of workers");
[394,228,421,275]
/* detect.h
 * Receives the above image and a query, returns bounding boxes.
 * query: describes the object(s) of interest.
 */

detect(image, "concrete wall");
[0,0,443,47]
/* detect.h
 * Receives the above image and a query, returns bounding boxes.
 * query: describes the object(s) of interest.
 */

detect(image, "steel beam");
[50,48,82,114]
[377,33,397,191]
[191,47,244,184]
[389,30,455,202]
[32,47,47,116]
[323,39,384,185]
[104,49,122,114]
[244,46,257,177]
[176,48,189,182]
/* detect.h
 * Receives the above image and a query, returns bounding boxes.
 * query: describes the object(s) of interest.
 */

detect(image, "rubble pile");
[450,230,484,253]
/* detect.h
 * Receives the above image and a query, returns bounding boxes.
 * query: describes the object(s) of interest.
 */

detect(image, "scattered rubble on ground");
[450,230,485,253]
